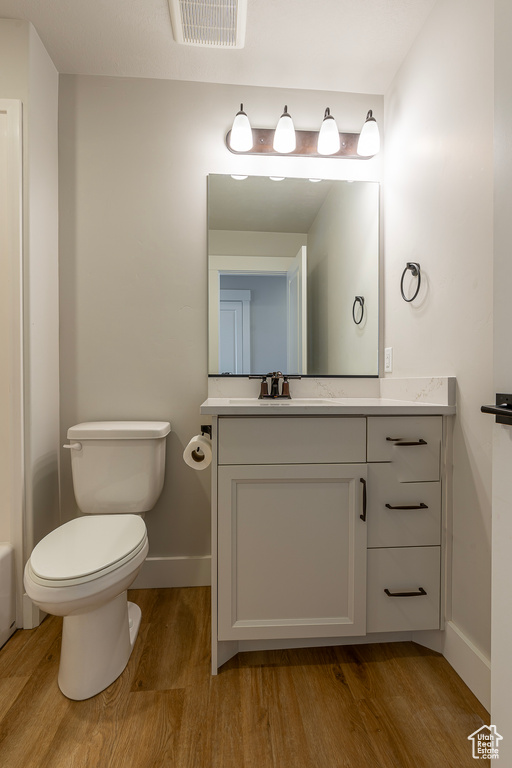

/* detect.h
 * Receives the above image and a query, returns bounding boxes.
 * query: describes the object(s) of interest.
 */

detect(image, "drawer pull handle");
[385,502,429,510]
[360,477,367,522]
[384,587,427,598]
[386,438,427,447]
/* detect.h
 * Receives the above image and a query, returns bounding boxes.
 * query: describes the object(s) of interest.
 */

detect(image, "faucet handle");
[249,375,269,399]
[282,374,301,399]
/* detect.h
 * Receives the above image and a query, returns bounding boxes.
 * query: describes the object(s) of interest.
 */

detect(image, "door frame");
[0,99,24,627]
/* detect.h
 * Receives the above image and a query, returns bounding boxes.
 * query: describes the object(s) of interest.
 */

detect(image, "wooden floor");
[0,587,488,767]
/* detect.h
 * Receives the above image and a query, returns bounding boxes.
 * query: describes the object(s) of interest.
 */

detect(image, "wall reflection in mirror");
[208,174,379,377]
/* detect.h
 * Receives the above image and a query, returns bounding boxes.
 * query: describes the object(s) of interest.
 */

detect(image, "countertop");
[200,397,456,416]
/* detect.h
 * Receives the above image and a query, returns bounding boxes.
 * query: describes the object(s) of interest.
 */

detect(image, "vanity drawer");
[367,464,441,547]
[367,546,440,633]
[367,416,442,481]
[217,417,366,465]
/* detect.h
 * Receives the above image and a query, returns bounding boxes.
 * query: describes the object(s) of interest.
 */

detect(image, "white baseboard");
[132,555,212,589]
[414,621,490,711]
[443,621,491,711]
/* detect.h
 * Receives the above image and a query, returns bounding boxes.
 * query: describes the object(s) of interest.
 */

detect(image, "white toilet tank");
[66,421,171,515]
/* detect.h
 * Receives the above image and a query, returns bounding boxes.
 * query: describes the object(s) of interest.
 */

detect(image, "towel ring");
[400,262,421,302]
[352,296,365,324]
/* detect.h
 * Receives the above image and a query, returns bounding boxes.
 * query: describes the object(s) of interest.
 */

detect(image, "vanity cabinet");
[217,416,366,465]
[217,417,368,641]
[366,416,443,633]
[210,411,446,673]
[217,462,367,640]
[367,415,442,481]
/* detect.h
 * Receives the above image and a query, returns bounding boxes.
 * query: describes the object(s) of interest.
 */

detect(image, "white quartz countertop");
[200,397,456,416]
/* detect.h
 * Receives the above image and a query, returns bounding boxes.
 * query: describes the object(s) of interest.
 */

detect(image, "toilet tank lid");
[67,421,171,440]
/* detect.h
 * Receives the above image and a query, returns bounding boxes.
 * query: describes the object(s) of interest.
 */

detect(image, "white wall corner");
[413,621,491,712]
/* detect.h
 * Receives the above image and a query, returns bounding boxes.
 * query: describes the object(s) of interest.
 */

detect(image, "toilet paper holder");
[183,429,213,470]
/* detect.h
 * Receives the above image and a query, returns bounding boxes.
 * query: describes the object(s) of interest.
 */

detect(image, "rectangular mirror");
[208,174,379,377]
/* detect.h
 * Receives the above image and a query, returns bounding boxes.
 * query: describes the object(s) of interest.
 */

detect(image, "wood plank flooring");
[0,587,488,767]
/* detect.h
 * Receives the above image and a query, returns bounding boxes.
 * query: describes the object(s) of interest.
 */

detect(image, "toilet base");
[58,591,141,700]
[127,600,142,648]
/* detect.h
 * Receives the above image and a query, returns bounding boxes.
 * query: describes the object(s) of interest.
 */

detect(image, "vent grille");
[168,0,247,48]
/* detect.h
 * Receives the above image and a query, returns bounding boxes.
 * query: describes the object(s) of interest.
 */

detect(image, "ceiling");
[0,0,437,95]
[209,174,334,233]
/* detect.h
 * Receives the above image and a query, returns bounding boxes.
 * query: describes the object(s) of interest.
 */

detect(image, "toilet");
[24,420,171,700]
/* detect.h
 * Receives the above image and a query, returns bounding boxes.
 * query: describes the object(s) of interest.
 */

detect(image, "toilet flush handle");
[63,442,82,451]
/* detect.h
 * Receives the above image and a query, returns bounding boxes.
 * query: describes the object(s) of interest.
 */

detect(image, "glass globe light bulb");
[229,104,253,152]
[357,110,380,157]
[317,108,340,155]
[273,106,296,154]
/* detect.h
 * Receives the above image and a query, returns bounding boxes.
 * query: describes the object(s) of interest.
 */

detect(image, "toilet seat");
[29,515,147,588]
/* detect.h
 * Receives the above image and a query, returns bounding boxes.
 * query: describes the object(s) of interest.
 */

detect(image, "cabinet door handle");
[384,587,427,597]
[385,502,428,510]
[386,438,427,446]
[360,477,367,521]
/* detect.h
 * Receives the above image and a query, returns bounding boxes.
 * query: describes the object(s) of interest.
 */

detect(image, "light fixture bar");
[226,128,367,159]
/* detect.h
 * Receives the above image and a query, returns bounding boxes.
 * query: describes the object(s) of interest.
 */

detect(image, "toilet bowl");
[24,515,149,700]
[23,420,170,700]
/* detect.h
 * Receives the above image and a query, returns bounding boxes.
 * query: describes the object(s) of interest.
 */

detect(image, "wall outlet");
[384,347,393,373]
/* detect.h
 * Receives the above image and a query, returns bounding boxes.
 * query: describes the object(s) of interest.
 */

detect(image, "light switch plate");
[384,347,393,373]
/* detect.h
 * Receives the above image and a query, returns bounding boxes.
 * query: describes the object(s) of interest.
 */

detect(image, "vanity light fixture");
[357,110,381,157]
[273,106,296,154]
[269,176,285,181]
[228,104,253,152]
[317,108,341,155]
[309,178,322,182]
[226,106,380,159]
[231,174,248,180]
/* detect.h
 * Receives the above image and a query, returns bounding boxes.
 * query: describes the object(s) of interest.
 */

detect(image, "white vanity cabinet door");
[217,463,368,641]
[367,464,441,548]
[367,416,442,481]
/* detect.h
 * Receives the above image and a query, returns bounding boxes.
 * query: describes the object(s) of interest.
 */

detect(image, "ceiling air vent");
[168,0,247,48]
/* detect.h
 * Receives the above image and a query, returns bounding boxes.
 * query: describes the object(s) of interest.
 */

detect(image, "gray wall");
[384,0,493,664]
[307,182,379,375]
[58,75,382,569]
